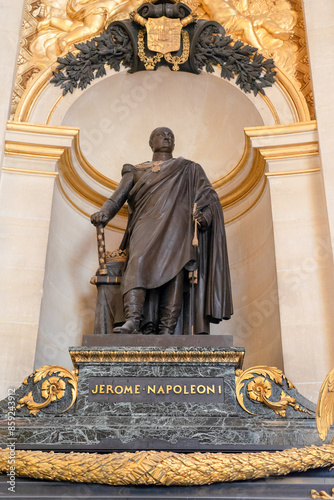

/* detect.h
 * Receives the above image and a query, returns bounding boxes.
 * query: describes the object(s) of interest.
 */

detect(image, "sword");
[96,224,108,276]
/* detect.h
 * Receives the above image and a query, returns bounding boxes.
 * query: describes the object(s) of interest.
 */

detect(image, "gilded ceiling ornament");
[31,0,145,66]
[188,0,298,75]
[12,0,313,119]
[1,444,334,485]
[27,0,297,71]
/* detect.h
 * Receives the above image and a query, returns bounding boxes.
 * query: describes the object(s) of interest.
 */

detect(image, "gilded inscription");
[88,377,224,403]
[91,382,222,395]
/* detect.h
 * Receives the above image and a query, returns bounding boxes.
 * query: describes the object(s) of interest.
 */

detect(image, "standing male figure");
[91,127,233,334]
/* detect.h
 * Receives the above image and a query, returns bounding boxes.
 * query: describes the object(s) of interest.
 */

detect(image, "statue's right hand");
[90,211,109,227]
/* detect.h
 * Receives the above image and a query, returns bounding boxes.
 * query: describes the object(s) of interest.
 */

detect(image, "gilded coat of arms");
[146,17,183,54]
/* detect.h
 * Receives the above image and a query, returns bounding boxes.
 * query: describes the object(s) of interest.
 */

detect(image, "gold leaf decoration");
[0,444,334,486]
[236,365,312,417]
[41,377,66,401]
[70,349,244,368]
[15,365,78,416]
[247,376,272,401]
[12,0,314,119]
[316,367,334,441]
[311,488,334,499]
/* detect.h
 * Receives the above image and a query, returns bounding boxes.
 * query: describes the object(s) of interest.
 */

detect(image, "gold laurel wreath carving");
[0,445,334,485]
[15,365,78,416]
[235,366,312,417]
[311,488,334,499]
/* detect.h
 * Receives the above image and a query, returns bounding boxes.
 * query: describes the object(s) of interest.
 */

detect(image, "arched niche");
[28,64,304,371]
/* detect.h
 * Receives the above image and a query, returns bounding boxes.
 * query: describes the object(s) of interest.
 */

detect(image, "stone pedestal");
[0,335,324,452]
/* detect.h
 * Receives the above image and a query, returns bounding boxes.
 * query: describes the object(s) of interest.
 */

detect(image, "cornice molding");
[4,120,320,226]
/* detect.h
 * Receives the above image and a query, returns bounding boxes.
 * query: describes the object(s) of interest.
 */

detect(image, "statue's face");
[150,127,175,154]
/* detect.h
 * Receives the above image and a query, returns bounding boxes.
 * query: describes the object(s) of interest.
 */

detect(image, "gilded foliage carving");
[69,348,245,369]
[15,365,78,416]
[236,366,313,417]
[1,444,334,485]
[316,366,334,442]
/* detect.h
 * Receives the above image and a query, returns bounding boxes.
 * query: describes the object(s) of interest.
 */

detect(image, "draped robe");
[103,156,232,333]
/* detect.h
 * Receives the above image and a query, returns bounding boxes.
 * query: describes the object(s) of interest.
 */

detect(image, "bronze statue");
[91,127,233,335]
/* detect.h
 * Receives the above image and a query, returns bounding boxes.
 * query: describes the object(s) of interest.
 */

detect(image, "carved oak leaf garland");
[192,25,276,96]
[50,20,276,96]
[51,25,134,95]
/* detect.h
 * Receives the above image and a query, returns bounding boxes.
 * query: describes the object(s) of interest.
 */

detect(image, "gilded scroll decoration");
[236,366,313,417]
[1,444,334,485]
[15,365,78,416]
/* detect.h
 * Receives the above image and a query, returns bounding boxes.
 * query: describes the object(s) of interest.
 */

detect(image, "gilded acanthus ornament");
[316,366,334,441]
[69,348,245,369]
[236,366,313,417]
[15,365,78,416]
[1,444,334,486]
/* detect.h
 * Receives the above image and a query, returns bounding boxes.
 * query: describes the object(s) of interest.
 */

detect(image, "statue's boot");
[158,273,183,335]
[113,288,146,334]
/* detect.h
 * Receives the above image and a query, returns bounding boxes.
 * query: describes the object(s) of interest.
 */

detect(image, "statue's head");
[149,127,175,154]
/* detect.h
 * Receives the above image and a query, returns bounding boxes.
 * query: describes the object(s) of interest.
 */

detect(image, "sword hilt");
[96,224,108,275]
